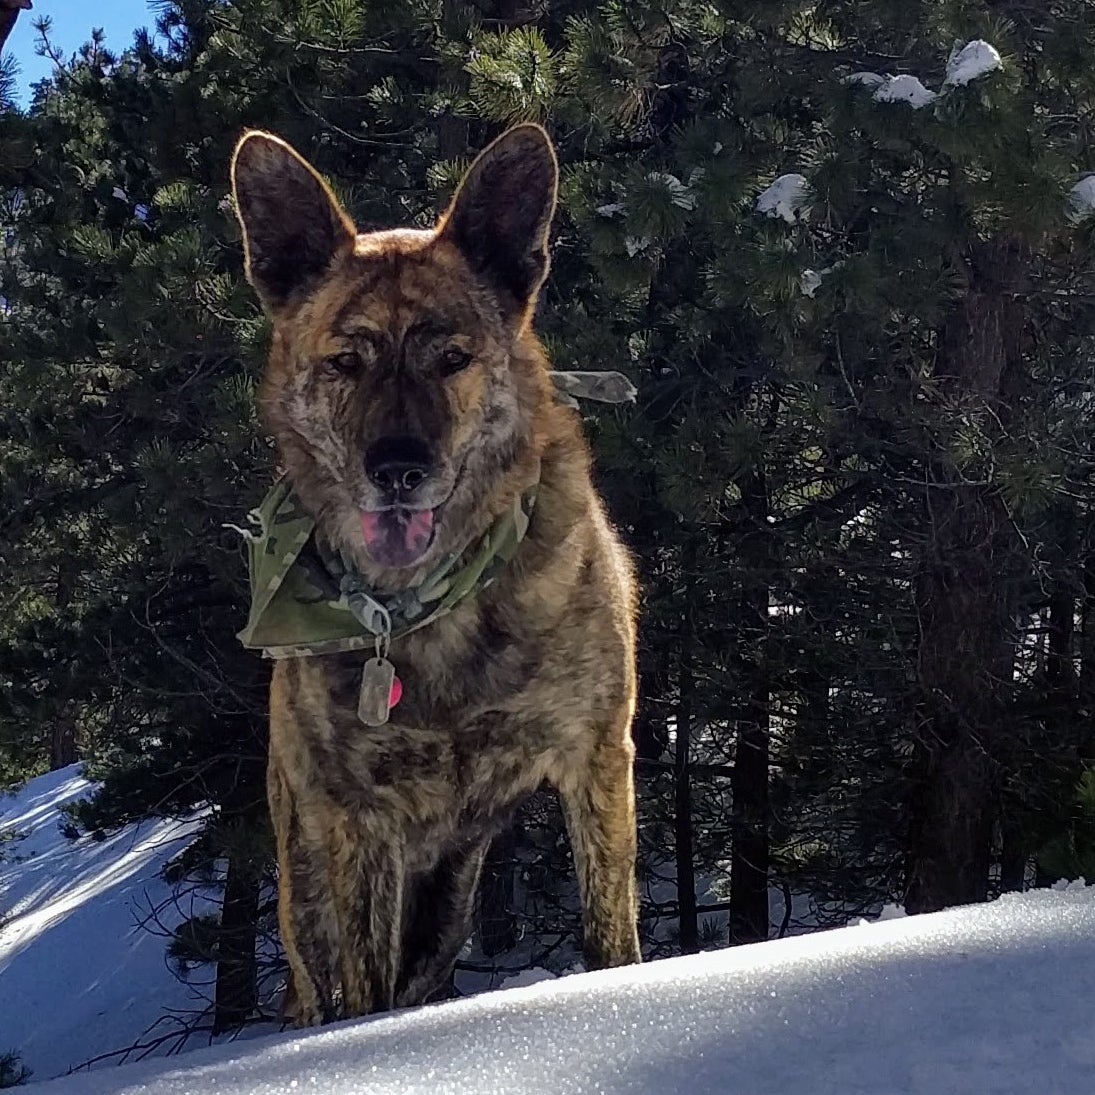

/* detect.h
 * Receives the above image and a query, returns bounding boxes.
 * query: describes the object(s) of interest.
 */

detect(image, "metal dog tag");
[358,656,396,726]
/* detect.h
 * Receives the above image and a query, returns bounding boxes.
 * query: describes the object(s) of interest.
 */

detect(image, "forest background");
[3,0,1095,1038]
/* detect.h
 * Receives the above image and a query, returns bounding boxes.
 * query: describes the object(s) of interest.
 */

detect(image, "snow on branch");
[1067,176,1095,223]
[769,40,1006,228]
[944,40,1003,87]
[800,269,823,298]
[872,75,936,109]
[841,72,886,90]
[756,174,810,224]
[843,39,1003,112]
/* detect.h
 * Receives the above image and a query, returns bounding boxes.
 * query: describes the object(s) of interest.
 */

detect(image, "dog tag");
[358,656,397,726]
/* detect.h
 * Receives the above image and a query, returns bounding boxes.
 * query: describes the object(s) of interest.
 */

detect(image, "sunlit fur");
[258,227,549,585]
[232,124,640,1024]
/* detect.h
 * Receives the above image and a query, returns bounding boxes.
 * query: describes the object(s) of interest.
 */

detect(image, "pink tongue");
[360,508,435,567]
[403,509,434,545]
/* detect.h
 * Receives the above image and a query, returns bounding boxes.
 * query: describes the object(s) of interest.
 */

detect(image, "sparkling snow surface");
[944,40,1003,86]
[872,74,937,109]
[29,884,1095,1095]
[756,173,809,223]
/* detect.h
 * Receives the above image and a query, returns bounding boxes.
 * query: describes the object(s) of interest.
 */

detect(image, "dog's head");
[230,125,558,576]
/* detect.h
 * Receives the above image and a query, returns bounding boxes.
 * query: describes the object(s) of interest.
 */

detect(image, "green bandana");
[233,369,634,660]
[234,480,536,659]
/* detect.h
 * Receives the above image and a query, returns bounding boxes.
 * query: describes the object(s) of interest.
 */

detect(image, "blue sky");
[7,0,156,104]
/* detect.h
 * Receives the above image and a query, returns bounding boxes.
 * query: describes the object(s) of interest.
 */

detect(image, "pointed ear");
[230,131,356,312]
[437,124,559,317]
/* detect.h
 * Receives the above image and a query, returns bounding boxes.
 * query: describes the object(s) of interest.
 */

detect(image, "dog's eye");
[322,351,363,377]
[439,347,472,377]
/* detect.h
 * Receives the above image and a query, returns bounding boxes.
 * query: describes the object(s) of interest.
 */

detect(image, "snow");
[0,767,212,1082]
[944,40,1003,87]
[756,173,809,223]
[842,71,885,89]
[8,770,1095,1095]
[845,40,1001,111]
[872,74,937,109]
[1067,176,1095,222]
[495,966,560,990]
[857,901,907,925]
[25,884,1095,1095]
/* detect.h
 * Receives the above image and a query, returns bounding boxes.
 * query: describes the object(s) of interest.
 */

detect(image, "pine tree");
[5,0,1095,1036]
[0,1049,29,1089]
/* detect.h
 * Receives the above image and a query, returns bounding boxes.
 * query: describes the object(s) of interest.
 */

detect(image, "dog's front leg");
[395,833,491,1008]
[557,720,642,970]
[268,761,341,1026]
[329,814,405,1017]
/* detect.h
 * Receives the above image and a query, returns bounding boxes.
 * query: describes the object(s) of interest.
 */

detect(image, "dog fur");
[230,122,640,1023]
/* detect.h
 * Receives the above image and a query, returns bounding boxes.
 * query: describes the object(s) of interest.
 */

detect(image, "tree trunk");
[50,561,80,770]
[633,645,671,761]
[1080,554,1095,761]
[1047,581,1076,693]
[49,716,77,770]
[729,468,770,945]
[906,490,1008,913]
[213,849,261,1033]
[478,826,517,958]
[905,239,1026,915]
[998,821,1027,893]
[674,536,699,954]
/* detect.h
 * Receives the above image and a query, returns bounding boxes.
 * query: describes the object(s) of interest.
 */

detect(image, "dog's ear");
[230,131,356,312]
[437,124,558,320]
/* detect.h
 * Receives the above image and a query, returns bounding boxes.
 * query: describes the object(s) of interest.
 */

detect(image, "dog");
[230,122,640,1023]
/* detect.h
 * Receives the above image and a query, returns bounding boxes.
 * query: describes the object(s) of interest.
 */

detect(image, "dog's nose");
[364,436,434,497]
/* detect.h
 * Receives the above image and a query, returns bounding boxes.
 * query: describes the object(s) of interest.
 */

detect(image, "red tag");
[389,675,403,709]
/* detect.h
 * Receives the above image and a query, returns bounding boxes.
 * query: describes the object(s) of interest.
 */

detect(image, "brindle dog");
[230,123,640,1023]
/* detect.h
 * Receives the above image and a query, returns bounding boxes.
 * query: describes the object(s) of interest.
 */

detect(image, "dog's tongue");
[360,509,435,568]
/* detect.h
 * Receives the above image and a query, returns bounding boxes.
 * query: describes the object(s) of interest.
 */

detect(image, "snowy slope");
[0,767,213,1081]
[26,883,1095,1095]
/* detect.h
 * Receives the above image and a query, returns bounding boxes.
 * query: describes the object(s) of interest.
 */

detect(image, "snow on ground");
[8,768,1095,1094]
[27,883,1095,1095]
[944,40,1003,87]
[0,767,213,1082]
[756,173,809,223]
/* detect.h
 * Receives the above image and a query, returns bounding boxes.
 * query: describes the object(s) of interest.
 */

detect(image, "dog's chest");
[298,628,569,825]
[323,604,541,727]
